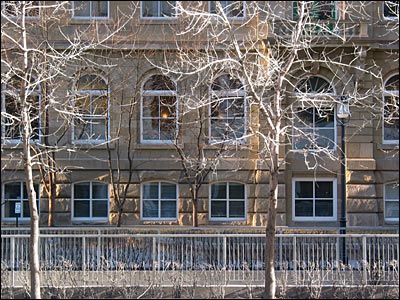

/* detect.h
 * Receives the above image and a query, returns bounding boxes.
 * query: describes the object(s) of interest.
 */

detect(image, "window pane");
[384,121,400,141]
[74,119,90,140]
[384,1,399,18]
[5,201,18,218]
[142,119,159,140]
[93,1,108,17]
[295,181,313,198]
[211,183,227,199]
[315,181,333,198]
[160,96,176,118]
[4,182,21,199]
[161,201,176,218]
[385,201,399,218]
[229,201,245,218]
[160,119,175,140]
[142,1,158,17]
[22,183,39,199]
[229,183,244,199]
[293,129,313,150]
[211,200,227,217]
[4,95,21,139]
[92,183,108,199]
[143,200,158,218]
[92,118,106,140]
[315,200,333,216]
[92,200,108,217]
[74,200,90,217]
[143,183,159,199]
[92,96,108,115]
[385,183,399,200]
[295,108,314,127]
[161,1,175,17]
[315,128,335,149]
[23,200,30,218]
[212,75,242,90]
[74,1,90,16]
[143,96,159,118]
[295,200,313,216]
[315,110,334,127]
[77,75,107,90]
[161,183,176,199]
[74,182,90,199]
[226,1,244,17]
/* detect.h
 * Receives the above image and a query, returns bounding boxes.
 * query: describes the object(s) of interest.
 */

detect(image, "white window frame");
[209,74,247,144]
[140,1,177,19]
[209,182,246,221]
[292,75,337,151]
[72,74,110,144]
[1,76,41,144]
[384,182,399,223]
[382,74,399,145]
[141,181,178,221]
[140,75,178,144]
[383,1,399,20]
[208,1,246,19]
[71,181,109,222]
[1,1,40,18]
[1,181,40,222]
[72,1,109,19]
[292,178,337,222]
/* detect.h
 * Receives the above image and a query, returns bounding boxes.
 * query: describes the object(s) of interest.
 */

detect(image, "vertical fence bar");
[362,236,367,285]
[11,237,15,288]
[293,236,297,285]
[152,236,156,274]
[82,236,86,287]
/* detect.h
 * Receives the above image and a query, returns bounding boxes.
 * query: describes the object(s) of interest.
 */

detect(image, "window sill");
[139,17,178,25]
[135,142,179,150]
[378,143,399,151]
[70,17,111,24]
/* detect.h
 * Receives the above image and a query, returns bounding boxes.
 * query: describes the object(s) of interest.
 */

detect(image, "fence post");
[11,237,15,288]
[97,234,101,271]
[362,236,367,285]
[293,236,297,285]
[223,236,227,282]
[152,236,156,273]
[82,236,86,287]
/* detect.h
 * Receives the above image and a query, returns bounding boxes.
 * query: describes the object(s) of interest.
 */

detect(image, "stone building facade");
[1,1,398,229]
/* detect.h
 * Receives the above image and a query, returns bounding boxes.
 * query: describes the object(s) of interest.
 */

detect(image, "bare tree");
[1,1,138,297]
[149,1,398,298]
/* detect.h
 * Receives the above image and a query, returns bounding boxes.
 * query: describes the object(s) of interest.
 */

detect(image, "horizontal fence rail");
[1,229,398,288]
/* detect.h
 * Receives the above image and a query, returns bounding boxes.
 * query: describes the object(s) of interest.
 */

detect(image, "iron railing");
[1,228,398,288]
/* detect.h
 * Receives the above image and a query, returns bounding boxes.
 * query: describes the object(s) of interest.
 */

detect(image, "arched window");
[1,74,40,142]
[2,182,40,222]
[384,182,399,222]
[72,181,109,221]
[73,74,109,142]
[141,75,177,143]
[383,74,399,144]
[210,182,246,220]
[210,74,246,143]
[292,76,336,150]
[141,181,178,220]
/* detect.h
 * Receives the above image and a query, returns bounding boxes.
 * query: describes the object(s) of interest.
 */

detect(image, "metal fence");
[1,228,398,288]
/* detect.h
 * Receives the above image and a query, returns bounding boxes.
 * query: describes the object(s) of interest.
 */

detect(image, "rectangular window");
[73,1,108,18]
[1,1,40,17]
[293,178,337,221]
[292,1,337,35]
[293,107,336,150]
[141,1,177,18]
[2,182,40,221]
[209,1,245,19]
[210,182,246,221]
[142,182,177,220]
[72,182,109,221]
[384,1,399,19]
[385,183,399,222]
